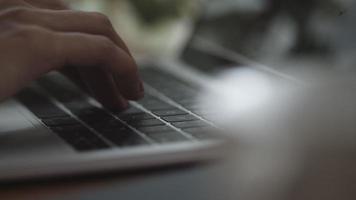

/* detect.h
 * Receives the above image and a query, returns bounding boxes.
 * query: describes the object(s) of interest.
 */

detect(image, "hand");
[0,0,144,110]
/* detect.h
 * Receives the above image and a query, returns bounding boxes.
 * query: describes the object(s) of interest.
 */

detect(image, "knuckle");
[10,25,51,49]
[119,57,137,76]
[11,25,38,39]
[81,11,117,42]
[14,25,40,38]
[101,36,117,52]
[98,36,117,58]
[98,36,136,75]
[7,25,55,69]
[90,12,112,27]
[0,20,19,32]
[1,7,32,21]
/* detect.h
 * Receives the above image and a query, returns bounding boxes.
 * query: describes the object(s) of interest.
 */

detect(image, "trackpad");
[0,100,72,160]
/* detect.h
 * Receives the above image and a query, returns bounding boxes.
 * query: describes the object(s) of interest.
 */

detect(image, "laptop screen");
[180,0,356,74]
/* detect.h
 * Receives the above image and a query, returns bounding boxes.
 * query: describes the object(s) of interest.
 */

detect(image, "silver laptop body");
[0,36,245,181]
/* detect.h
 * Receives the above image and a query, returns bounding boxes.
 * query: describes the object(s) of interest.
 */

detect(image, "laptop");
[0,19,241,182]
[0,1,345,181]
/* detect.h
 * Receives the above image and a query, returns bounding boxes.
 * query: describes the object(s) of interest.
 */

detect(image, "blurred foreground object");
[199,67,356,200]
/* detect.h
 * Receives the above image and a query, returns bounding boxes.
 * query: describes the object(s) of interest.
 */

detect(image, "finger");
[60,66,88,92]
[49,32,144,102]
[23,3,89,92]
[16,3,127,97]
[78,68,129,110]
[0,0,32,10]
[2,8,140,99]
[5,8,132,55]
[23,0,69,10]
[2,8,143,101]
[14,25,143,108]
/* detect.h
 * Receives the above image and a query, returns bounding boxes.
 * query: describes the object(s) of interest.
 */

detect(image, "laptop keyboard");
[16,68,219,152]
[16,89,111,151]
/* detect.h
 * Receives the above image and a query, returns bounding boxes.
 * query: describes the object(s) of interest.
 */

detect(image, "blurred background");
[64,0,356,72]
[65,0,199,58]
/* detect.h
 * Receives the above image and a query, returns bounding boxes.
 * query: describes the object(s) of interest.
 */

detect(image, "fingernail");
[106,96,129,111]
[139,81,144,92]
[119,98,129,109]
[136,81,144,99]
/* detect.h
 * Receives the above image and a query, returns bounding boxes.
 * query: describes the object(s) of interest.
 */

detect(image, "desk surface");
[0,157,240,200]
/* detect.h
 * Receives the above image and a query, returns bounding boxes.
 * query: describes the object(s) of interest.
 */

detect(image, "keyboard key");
[99,126,148,147]
[120,113,155,122]
[162,115,199,122]
[152,109,187,116]
[163,90,196,100]
[75,107,103,117]
[90,118,124,130]
[172,121,208,129]
[137,95,161,105]
[181,104,202,110]
[137,125,175,134]
[143,103,175,111]
[51,125,110,151]
[50,125,82,133]
[76,109,113,124]
[137,95,175,110]
[115,106,143,116]
[191,110,219,118]
[102,127,148,147]
[128,118,165,127]
[41,117,79,127]
[16,89,68,119]
[146,131,188,143]
[65,100,94,111]
[38,77,81,103]
[176,99,198,106]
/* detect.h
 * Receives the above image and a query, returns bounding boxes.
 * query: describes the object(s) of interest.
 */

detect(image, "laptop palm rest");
[0,99,72,161]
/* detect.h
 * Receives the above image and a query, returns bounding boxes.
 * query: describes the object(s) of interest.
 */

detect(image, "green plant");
[129,0,191,25]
